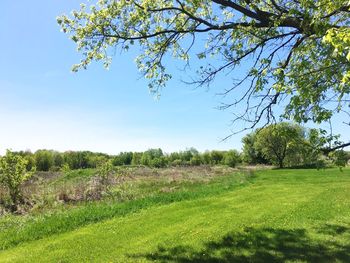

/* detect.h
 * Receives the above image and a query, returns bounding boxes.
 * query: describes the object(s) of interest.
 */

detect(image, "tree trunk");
[278,159,284,168]
[9,188,21,212]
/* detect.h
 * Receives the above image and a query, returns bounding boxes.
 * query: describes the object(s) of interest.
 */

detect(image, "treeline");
[12,148,241,171]
[241,122,350,168]
[13,150,110,171]
[9,123,350,172]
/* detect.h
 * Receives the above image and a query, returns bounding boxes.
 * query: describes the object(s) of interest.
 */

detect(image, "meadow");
[0,167,349,262]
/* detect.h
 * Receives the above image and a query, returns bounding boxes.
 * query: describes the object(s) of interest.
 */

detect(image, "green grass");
[0,168,350,262]
[0,171,249,251]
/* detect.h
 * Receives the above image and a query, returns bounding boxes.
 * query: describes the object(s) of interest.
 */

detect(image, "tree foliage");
[0,150,35,209]
[223,150,241,167]
[97,160,114,185]
[243,122,350,168]
[242,132,269,165]
[58,0,350,136]
[254,123,306,168]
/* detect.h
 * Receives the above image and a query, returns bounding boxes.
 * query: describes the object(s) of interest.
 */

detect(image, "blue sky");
[1,1,349,155]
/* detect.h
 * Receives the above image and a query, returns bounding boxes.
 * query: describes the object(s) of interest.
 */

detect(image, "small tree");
[0,150,35,210]
[224,150,241,168]
[254,123,305,168]
[329,150,348,170]
[210,151,225,165]
[190,155,202,166]
[97,160,114,186]
[34,150,54,171]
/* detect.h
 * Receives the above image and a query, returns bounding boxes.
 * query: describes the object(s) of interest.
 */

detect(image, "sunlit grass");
[0,168,349,262]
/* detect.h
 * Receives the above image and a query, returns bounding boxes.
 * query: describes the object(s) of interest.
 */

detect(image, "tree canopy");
[58,0,350,145]
[254,122,306,168]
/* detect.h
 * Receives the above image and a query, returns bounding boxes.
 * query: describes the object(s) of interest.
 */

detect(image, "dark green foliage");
[242,133,269,165]
[190,155,202,166]
[112,152,133,166]
[34,150,54,172]
[181,148,198,162]
[210,151,225,165]
[242,123,349,168]
[171,159,183,166]
[53,153,64,168]
[9,140,347,171]
[329,150,349,170]
[63,151,89,170]
[7,148,246,172]
[150,157,168,168]
[223,150,241,168]
[140,149,163,166]
[131,152,142,165]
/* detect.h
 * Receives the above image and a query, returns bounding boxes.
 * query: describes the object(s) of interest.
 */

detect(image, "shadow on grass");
[131,225,350,262]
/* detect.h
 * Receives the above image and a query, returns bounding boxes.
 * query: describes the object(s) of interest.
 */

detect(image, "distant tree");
[210,151,225,165]
[148,148,164,159]
[201,151,212,165]
[169,152,181,163]
[254,123,306,168]
[87,154,108,168]
[53,152,64,169]
[242,133,269,165]
[329,150,349,170]
[183,148,199,162]
[171,159,183,166]
[63,151,90,169]
[140,152,152,166]
[140,148,164,166]
[190,155,202,166]
[97,160,114,186]
[0,150,35,210]
[223,150,241,168]
[34,150,54,171]
[150,157,168,168]
[131,152,142,165]
[113,152,133,166]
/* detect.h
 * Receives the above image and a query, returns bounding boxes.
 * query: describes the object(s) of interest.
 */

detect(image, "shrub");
[210,151,225,165]
[190,155,202,166]
[150,157,167,168]
[224,150,241,168]
[171,159,183,166]
[34,150,54,171]
[0,150,35,211]
[329,150,348,170]
[97,161,114,186]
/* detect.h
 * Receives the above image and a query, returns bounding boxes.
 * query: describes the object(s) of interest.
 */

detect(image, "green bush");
[224,150,241,168]
[171,159,183,166]
[0,150,35,210]
[150,157,167,168]
[190,155,202,166]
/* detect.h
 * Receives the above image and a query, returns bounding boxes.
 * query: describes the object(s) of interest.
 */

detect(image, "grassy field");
[0,168,349,262]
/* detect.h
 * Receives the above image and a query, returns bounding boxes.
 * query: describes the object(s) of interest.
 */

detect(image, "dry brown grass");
[0,165,240,214]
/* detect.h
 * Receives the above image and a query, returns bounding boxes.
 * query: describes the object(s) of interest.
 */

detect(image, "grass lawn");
[0,168,349,262]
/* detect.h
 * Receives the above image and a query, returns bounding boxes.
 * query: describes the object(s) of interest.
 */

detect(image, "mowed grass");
[0,168,350,262]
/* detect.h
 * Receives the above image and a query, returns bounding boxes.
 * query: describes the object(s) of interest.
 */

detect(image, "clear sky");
[1,1,349,155]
